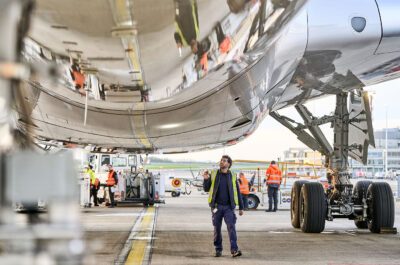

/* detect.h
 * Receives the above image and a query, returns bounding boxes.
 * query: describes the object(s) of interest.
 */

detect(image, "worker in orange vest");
[70,62,86,95]
[238,172,250,210]
[265,161,282,212]
[106,164,118,208]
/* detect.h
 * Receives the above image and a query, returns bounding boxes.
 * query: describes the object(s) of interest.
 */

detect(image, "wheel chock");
[379,227,397,234]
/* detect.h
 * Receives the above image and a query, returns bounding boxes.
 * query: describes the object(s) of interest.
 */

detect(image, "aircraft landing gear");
[272,91,395,233]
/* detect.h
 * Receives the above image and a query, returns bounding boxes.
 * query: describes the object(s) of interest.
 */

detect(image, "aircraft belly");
[17,0,313,153]
[375,0,400,54]
[304,0,383,93]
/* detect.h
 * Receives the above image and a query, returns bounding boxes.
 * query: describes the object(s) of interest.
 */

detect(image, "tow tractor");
[244,171,291,211]
[235,162,325,211]
[164,176,183,197]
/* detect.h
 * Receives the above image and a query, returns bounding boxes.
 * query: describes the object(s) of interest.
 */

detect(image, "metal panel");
[6,152,78,203]
[348,92,375,164]
[375,0,400,54]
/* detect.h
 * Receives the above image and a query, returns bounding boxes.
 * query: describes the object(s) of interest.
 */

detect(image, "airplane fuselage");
[18,0,400,153]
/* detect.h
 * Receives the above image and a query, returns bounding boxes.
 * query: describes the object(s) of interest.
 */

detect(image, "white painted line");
[132,236,158,240]
[115,209,147,264]
[95,213,140,217]
[114,207,158,265]
[95,212,155,217]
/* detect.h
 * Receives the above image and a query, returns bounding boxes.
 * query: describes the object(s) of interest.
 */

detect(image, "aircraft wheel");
[367,182,394,233]
[300,182,326,233]
[353,181,372,229]
[247,194,259,210]
[291,180,308,228]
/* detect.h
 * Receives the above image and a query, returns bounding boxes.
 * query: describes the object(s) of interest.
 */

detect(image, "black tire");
[176,192,181,197]
[353,181,372,229]
[355,219,369,229]
[291,180,308,228]
[300,182,326,233]
[247,194,259,210]
[367,182,395,233]
[171,191,177,197]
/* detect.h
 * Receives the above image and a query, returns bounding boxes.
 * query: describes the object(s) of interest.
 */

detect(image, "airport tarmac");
[84,191,400,265]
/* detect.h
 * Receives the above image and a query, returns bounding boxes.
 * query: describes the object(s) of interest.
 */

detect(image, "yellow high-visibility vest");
[208,170,238,206]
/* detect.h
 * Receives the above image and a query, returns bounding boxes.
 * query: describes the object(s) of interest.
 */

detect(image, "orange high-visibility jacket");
[239,175,249,195]
[72,70,85,88]
[106,170,116,186]
[265,165,282,185]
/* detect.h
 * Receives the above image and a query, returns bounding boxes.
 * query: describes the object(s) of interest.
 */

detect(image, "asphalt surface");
[81,191,400,265]
[151,192,400,265]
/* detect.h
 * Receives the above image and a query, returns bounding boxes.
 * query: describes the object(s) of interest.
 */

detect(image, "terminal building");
[283,128,400,178]
[350,128,400,178]
[282,147,325,178]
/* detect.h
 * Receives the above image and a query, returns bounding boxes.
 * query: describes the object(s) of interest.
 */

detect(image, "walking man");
[265,161,282,212]
[203,155,244,258]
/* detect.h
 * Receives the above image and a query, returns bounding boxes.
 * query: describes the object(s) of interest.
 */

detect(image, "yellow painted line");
[127,42,144,86]
[125,207,155,265]
[115,0,131,23]
[131,102,152,149]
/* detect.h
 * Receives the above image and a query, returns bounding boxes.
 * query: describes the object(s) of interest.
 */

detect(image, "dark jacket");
[203,170,244,210]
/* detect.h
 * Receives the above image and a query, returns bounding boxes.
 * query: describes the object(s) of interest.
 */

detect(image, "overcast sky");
[153,78,400,162]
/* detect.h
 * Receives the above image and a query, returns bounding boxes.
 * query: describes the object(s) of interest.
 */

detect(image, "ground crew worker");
[86,165,99,206]
[265,160,282,212]
[203,155,244,258]
[173,0,199,48]
[69,62,86,95]
[238,172,250,210]
[106,164,118,208]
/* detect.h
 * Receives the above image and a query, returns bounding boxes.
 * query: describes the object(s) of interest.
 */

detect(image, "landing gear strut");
[272,91,395,233]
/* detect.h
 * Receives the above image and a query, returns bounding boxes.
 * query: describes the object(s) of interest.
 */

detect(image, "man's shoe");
[273,209,277,212]
[265,209,272,212]
[215,251,222,257]
[232,250,242,258]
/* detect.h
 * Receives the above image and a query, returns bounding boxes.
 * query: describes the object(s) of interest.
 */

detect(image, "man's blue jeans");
[211,204,238,253]
[267,185,279,210]
[242,194,249,209]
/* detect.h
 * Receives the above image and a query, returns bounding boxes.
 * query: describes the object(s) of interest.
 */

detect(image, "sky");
[152,78,400,163]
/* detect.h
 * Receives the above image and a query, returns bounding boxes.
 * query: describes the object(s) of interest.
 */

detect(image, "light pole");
[385,106,388,177]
